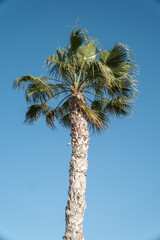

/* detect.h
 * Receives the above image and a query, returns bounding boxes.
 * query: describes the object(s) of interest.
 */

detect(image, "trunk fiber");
[63,96,89,240]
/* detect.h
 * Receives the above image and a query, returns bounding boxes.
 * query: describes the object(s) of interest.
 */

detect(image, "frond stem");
[83,90,108,100]
[44,77,71,87]
[76,60,85,85]
[55,94,71,109]
[44,90,70,104]
[82,94,93,102]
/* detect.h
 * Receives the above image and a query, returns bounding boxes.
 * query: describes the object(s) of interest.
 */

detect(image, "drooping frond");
[107,77,137,98]
[90,99,109,132]
[59,113,71,128]
[13,75,70,104]
[13,75,49,90]
[46,99,71,129]
[45,110,56,129]
[78,100,103,129]
[24,103,50,124]
[55,100,71,128]
[105,96,133,117]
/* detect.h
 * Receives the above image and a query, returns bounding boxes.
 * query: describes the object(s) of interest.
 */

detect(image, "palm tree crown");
[13,26,137,132]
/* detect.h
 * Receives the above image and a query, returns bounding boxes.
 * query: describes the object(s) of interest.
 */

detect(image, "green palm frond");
[80,62,108,95]
[45,99,70,129]
[91,99,109,126]
[46,49,75,83]
[99,43,137,97]
[59,113,71,128]
[13,75,56,104]
[13,75,70,104]
[13,75,49,90]
[78,100,103,129]
[97,62,113,87]
[77,42,97,62]
[45,109,56,129]
[105,96,133,117]
[107,77,137,98]
[102,43,136,78]
[69,28,87,53]
[24,103,50,124]
[46,99,71,129]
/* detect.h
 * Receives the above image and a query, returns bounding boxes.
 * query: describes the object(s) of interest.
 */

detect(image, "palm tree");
[13,25,137,240]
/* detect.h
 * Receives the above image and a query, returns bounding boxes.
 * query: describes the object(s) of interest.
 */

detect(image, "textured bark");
[63,96,89,240]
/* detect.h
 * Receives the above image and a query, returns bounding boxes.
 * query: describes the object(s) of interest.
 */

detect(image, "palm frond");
[13,75,57,104]
[107,77,137,98]
[45,99,70,129]
[46,49,74,83]
[24,103,50,124]
[25,83,54,104]
[69,28,87,53]
[105,96,133,117]
[13,75,48,90]
[59,113,71,128]
[80,62,108,96]
[77,42,97,62]
[53,99,71,128]
[102,43,136,78]
[78,100,103,129]
[91,99,109,127]
[97,62,113,87]
[45,110,56,129]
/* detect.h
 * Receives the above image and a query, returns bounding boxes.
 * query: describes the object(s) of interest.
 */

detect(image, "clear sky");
[0,0,160,240]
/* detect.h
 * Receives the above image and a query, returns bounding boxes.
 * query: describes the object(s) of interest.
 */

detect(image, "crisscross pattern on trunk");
[63,96,89,240]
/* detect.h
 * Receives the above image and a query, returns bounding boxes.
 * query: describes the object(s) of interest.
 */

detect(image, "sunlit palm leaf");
[77,42,96,62]
[13,75,50,89]
[13,75,56,103]
[102,43,136,78]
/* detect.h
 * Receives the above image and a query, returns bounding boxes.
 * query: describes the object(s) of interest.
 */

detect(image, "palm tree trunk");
[63,96,89,240]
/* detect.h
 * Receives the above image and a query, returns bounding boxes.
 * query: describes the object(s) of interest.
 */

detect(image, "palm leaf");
[46,49,74,83]
[91,99,109,127]
[102,43,136,78]
[78,100,103,129]
[59,113,71,128]
[24,103,50,124]
[81,62,108,96]
[13,75,56,104]
[69,28,87,53]
[107,77,137,98]
[77,42,97,62]
[45,110,56,129]
[13,75,49,89]
[105,96,133,117]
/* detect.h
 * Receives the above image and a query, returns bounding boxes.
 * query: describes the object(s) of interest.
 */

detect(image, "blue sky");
[0,0,160,240]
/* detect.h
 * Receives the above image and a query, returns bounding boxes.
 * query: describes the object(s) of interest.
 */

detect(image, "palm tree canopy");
[13,26,137,132]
